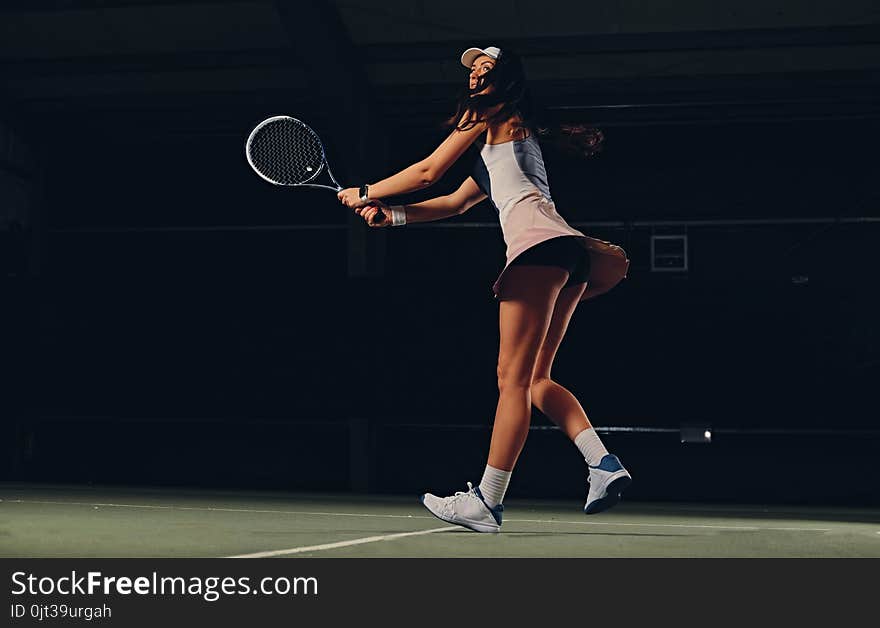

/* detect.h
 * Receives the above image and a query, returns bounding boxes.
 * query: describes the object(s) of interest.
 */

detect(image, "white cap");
[460,46,501,69]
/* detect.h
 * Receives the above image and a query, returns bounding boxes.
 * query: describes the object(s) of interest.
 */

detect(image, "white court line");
[1,499,421,519]
[510,517,831,532]
[227,526,458,558]
[1,498,833,532]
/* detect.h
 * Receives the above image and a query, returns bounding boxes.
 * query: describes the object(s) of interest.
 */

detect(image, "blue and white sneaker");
[584,454,632,514]
[420,482,503,533]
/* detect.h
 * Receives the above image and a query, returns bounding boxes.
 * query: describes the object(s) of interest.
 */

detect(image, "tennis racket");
[245,115,384,224]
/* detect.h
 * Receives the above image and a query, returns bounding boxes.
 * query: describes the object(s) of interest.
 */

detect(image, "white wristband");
[390,205,407,226]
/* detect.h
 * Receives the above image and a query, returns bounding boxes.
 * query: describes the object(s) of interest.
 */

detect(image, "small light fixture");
[681,424,712,444]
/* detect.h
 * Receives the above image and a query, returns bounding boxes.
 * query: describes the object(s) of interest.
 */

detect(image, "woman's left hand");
[337,187,369,209]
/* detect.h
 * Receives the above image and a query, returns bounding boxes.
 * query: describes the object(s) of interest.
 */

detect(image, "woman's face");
[469,54,495,94]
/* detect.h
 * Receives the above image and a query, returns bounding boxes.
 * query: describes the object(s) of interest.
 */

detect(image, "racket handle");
[368,207,386,226]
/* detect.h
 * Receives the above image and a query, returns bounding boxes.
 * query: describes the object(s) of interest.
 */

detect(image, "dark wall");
[4,115,879,503]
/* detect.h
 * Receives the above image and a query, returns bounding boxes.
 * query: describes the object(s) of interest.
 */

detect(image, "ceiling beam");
[0,0,270,12]
[0,49,302,79]
[357,24,880,63]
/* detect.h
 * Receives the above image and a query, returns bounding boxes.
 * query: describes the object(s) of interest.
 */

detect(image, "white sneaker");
[584,454,632,514]
[420,482,503,533]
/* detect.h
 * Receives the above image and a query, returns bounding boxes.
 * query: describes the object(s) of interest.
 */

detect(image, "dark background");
[1,0,878,505]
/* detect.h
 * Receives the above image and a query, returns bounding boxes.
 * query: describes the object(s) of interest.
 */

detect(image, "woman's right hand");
[355,201,392,227]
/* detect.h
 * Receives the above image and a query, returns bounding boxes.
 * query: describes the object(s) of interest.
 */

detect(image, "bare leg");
[489,265,569,471]
[529,282,594,440]
[525,280,633,515]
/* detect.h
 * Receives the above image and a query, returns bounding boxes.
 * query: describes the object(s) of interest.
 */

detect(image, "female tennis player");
[338,46,631,533]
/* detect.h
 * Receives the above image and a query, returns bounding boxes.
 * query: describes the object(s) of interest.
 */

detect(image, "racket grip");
[369,207,386,226]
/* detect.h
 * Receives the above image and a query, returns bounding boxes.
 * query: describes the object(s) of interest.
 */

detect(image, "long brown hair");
[445,47,604,158]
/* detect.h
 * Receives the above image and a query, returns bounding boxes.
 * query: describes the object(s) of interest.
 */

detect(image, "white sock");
[574,428,609,466]
[478,464,511,508]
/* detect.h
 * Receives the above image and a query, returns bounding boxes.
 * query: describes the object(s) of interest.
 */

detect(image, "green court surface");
[1,483,878,558]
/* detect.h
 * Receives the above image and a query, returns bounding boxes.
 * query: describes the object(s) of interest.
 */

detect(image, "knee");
[496,363,535,393]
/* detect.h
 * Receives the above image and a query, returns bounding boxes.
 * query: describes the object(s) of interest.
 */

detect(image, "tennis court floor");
[2,483,878,558]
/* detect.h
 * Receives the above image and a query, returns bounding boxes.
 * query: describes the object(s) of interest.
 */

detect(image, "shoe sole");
[583,475,632,515]
[419,495,501,533]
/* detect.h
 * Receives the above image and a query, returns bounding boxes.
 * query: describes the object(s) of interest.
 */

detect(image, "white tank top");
[472,133,585,265]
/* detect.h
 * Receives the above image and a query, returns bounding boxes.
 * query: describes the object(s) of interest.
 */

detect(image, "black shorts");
[508,236,591,286]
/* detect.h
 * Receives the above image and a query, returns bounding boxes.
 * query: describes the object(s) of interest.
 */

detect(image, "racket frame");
[245,115,344,191]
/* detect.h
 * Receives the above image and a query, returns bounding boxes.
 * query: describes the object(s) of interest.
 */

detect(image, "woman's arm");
[398,176,487,223]
[354,177,487,226]
[338,115,489,208]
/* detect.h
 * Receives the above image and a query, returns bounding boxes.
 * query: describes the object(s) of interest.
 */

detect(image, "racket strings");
[248,118,325,185]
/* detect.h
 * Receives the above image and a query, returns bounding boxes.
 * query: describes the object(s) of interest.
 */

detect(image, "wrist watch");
[359,184,370,202]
